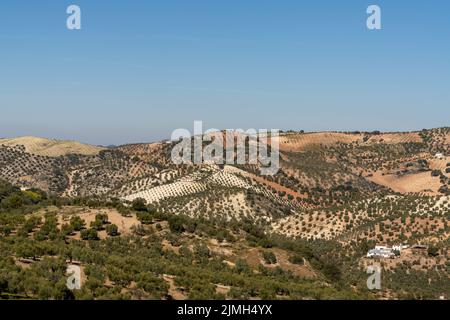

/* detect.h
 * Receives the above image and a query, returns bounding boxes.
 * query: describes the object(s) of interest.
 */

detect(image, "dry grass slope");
[0,136,104,157]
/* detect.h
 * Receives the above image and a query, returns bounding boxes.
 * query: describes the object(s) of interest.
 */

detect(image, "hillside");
[0,181,366,300]
[0,136,105,157]
[0,127,449,300]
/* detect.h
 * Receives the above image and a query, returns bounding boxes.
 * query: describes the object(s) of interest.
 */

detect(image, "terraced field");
[272,195,450,242]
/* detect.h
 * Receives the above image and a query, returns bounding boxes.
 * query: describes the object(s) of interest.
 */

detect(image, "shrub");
[61,224,74,237]
[95,213,108,224]
[288,255,304,265]
[1,194,23,209]
[80,228,98,240]
[431,170,441,177]
[262,251,277,264]
[235,259,251,275]
[427,246,439,257]
[106,224,119,236]
[70,216,86,231]
[193,243,211,259]
[137,212,153,225]
[132,198,147,212]
[90,219,104,231]
[168,216,186,233]
[137,273,169,298]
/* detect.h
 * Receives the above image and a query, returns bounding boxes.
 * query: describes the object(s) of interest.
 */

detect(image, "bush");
[235,260,251,275]
[193,243,211,259]
[132,198,147,212]
[70,216,86,231]
[80,228,98,240]
[95,213,108,224]
[137,273,169,298]
[1,194,23,209]
[137,212,153,225]
[427,246,439,257]
[262,251,277,265]
[90,219,104,231]
[438,186,449,195]
[106,224,119,236]
[431,170,441,177]
[61,224,74,237]
[288,255,304,265]
[168,216,186,234]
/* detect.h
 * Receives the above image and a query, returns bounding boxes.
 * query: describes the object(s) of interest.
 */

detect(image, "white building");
[367,248,395,259]
[435,153,444,159]
[367,244,407,259]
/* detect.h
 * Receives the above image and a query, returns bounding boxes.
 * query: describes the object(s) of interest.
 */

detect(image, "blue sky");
[1,0,449,145]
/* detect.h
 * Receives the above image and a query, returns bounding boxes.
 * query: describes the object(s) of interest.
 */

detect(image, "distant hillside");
[0,136,105,157]
[0,128,448,198]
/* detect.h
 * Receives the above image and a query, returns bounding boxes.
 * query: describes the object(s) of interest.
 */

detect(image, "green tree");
[137,212,153,225]
[80,228,98,241]
[132,198,147,212]
[70,216,86,231]
[61,224,75,237]
[90,219,104,231]
[168,215,186,233]
[106,224,119,236]
[137,273,169,298]
[2,193,23,209]
[427,246,439,257]
[95,213,109,224]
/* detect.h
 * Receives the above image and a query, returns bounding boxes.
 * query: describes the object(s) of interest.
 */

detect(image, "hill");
[0,136,104,157]
[0,127,449,300]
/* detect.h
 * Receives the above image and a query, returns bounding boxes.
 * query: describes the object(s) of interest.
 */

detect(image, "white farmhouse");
[367,248,395,259]
[367,244,407,259]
